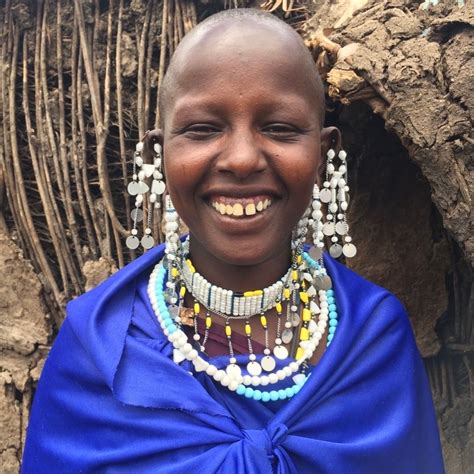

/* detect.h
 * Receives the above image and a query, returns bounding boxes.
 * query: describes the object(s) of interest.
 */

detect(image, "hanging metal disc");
[323,222,335,236]
[273,345,289,360]
[291,313,301,327]
[226,363,242,378]
[319,188,332,203]
[282,328,293,344]
[343,243,357,258]
[319,275,333,291]
[247,361,262,376]
[131,208,144,222]
[308,246,322,261]
[141,235,155,249]
[127,181,140,196]
[261,355,276,372]
[126,235,140,250]
[151,179,166,195]
[335,221,348,235]
[329,243,343,258]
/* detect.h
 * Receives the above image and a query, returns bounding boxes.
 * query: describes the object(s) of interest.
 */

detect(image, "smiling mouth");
[209,196,273,218]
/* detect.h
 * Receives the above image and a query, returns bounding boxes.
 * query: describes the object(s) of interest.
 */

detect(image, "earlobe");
[318,127,342,179]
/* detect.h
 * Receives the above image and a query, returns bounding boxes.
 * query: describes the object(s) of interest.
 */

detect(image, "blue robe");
[21,243,444,473]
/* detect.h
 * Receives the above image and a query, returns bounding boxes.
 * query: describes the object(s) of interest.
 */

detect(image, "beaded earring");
[309,184,324,261]
[319,148,357,259]
[126,140,166,250]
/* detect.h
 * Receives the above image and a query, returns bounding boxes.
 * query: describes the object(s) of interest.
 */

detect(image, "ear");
[318,127,341,184]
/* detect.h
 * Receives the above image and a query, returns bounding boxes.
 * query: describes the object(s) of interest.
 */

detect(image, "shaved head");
[158,8,326,128]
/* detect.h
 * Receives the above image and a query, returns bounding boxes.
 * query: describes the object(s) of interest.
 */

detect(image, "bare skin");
[146,17,342,365]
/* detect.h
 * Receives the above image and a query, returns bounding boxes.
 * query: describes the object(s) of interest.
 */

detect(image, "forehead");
[164,21,323,120]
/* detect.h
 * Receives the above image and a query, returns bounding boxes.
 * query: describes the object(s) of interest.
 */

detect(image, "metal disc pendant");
[320,188,332,203]
[151,179,166,195]
[126,235,139,250]
[323,222,335,236]
[335,221,348,235]
[137,181,149,194]
[127,181,140,196]
[329,243,343,258]
[226,363,242,378]
[319,275,333,291]
[131,208,143,222]
[168,304,179,318]
[282,328,293,344]
[343,243,357,258]
[141,235,155,249]
[291,313,300,327]
[308,246,322,261]
[247,361,262,376]
[261,355,276,372]
[273,345,289,360]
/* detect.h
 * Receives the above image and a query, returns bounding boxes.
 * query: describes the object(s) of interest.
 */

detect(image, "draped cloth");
[21,244,444,473]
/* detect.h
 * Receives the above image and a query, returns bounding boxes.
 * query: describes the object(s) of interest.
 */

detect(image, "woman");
[22,9,444,473]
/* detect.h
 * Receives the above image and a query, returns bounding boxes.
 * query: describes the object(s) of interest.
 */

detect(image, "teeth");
[211,197,272,217]
[233,203,244,216]
[245,203,256,216]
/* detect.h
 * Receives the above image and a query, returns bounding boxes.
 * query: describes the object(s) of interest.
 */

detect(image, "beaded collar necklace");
[148,247,339,402]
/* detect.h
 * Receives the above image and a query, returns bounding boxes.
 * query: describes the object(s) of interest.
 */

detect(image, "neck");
[187,234,293,292]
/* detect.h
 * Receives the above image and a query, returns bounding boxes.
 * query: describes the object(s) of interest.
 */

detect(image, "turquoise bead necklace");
[148,249,339,402]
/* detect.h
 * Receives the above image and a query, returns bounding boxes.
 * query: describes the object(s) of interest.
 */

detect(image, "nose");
[215,129,267,179]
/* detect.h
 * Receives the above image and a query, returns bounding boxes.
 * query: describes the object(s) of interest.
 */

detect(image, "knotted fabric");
[22,244,444,473]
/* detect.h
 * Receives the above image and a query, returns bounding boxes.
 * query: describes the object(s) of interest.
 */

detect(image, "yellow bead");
[186,259,196,273]
[245,324,252,336]
[171,267,179,278]
[244,291,254,297]
[299,292,309,304]
[225,325,232,337]
[205,316,212,329]
[296,347,305,360]
[283,288,291,300]
[275,302,283,314]
[291,270,298,281]
[297,255,302,264]
[300,327,309,341]
[303,308,311,321]
[260,315,267,327]
[179,286,186,298]
[254,290,263,296]
[194,303,200,314]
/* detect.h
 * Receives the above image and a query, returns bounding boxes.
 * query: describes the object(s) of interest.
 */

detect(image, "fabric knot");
[243,423,288,457]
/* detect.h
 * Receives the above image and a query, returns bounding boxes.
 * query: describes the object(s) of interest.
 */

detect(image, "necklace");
[147,247,339,402]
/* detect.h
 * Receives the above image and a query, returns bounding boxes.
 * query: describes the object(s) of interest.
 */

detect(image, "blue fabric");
[21,243,444,473]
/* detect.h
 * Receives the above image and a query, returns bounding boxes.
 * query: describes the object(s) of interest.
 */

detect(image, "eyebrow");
[170,94,319,120]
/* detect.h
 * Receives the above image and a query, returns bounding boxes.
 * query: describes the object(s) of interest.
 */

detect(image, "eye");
[262,123,302,141]
[182,124,221,140]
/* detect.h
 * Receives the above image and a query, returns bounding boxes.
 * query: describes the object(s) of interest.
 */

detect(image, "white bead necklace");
[147,256,330,393]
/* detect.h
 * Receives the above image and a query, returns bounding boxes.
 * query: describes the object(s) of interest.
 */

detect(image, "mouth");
[209,195,273,218]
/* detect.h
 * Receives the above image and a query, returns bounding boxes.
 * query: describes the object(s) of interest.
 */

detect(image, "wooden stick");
[115,0,133,261]
[70,11,98,258]
[154,0,169,128]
